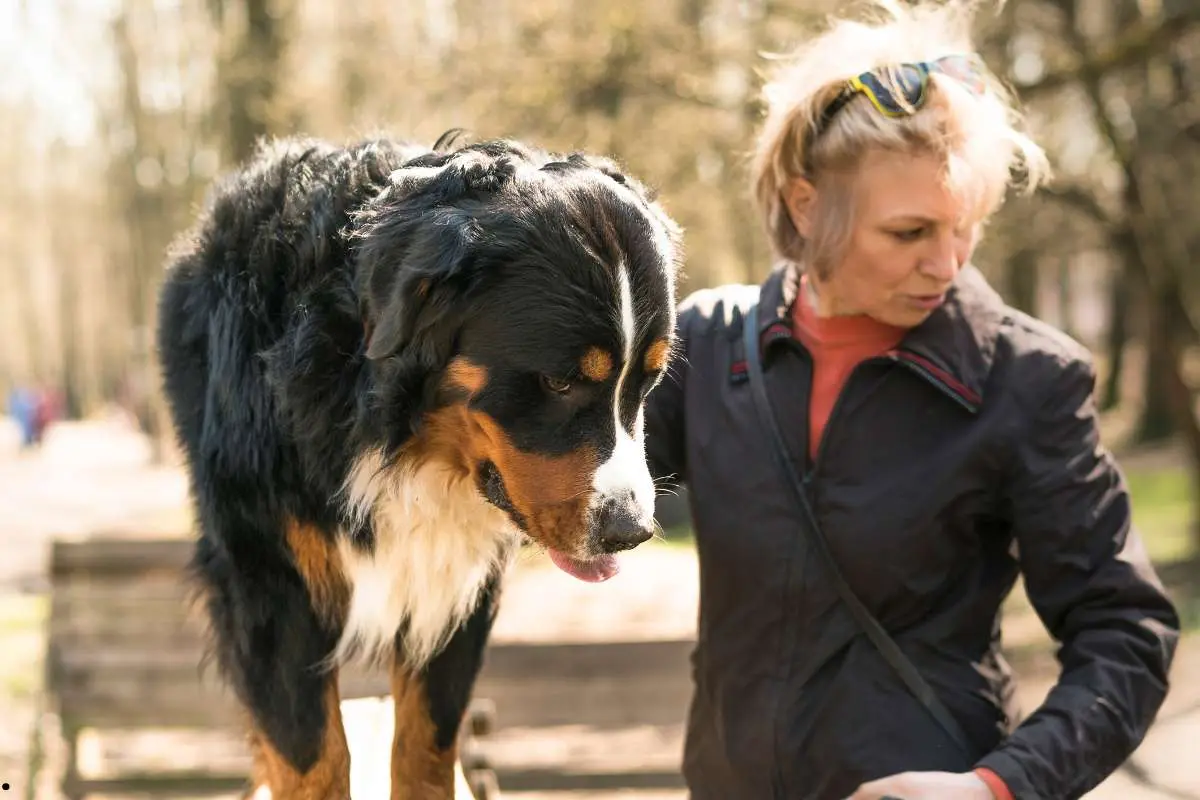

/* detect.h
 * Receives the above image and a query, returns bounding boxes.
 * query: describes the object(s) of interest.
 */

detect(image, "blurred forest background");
[1,0,1199,559]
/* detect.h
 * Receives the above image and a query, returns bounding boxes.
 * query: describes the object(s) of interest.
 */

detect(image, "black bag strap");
[741,301,973,758]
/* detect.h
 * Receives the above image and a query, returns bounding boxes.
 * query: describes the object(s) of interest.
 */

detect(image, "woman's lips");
[907,293,946,311]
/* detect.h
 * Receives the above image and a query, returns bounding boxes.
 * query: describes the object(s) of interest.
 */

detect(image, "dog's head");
[353,138,681,582]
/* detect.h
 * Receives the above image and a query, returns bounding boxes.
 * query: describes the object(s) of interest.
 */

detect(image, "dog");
[155,131,681,798]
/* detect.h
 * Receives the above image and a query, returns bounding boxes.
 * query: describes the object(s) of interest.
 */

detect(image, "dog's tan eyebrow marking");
[446,357,488,395]
[580,347,614,382]
[643,338,670,374]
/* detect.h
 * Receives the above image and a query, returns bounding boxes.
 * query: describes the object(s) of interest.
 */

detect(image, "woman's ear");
[784,177,817,238]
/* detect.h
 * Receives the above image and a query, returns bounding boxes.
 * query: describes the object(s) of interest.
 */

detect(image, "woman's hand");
[843,770,995,800]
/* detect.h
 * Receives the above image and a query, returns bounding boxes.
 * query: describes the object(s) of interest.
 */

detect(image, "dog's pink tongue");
[547,550,620,583]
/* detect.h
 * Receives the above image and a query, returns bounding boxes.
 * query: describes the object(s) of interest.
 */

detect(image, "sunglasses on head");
[811,54,987,140]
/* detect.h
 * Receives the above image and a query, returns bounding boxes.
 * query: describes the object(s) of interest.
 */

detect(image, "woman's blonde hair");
[750,0,1050,277]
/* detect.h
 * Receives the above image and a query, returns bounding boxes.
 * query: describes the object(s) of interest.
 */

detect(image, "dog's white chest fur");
[335,451,521,670]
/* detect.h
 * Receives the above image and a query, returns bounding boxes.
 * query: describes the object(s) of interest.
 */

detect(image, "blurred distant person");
[34,386,63,443]
[8,386,39,449]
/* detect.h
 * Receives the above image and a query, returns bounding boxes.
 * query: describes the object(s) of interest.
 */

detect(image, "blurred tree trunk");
[111,8,171,458]
[52,225,85,420]
[1126,127,1198,446]
[1099,255,1130,412]
[726,0,791,284]
[1130,243,1200,460]
[1125,143,1198,449]
[337,7,370,119]
[4,206,42,389]
[1056,258,1077,340]
[1136,284,1177,442]
[1006,248,1038,316]
[213,0,292,165]
[6,120,45,387]
[725,3,768,284]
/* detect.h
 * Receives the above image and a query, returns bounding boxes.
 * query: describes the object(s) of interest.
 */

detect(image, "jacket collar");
[756,262,1004,410]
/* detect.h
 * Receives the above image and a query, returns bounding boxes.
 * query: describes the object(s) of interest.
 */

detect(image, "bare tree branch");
[1014,7,1200,101]
[1038,184,1114,227]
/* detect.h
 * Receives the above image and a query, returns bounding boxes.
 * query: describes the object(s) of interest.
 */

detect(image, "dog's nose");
[596,498,654,553]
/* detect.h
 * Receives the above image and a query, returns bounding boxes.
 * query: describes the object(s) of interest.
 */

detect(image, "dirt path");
[0,417,191,592]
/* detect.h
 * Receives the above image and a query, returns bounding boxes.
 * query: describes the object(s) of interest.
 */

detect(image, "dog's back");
[157,136,420,512]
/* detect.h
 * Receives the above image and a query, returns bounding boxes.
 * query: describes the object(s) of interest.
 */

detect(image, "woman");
[643,2,1180,799]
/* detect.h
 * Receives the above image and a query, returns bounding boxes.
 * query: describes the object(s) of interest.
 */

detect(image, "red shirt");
[790,278,906,461]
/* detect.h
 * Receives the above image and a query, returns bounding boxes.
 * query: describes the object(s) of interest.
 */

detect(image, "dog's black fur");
[156,131,680,797]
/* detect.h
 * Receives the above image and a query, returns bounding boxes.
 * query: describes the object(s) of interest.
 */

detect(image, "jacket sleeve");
[975,354,1180,799]
[643,301,695,488]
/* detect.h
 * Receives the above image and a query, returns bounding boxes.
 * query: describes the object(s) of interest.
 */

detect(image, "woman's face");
[787,149,980,328]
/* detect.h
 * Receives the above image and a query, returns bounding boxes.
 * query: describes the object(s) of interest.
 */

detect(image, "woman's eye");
[892,227,926,242]
[540,374,573,395]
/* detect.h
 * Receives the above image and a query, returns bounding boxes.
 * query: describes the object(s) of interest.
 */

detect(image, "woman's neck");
[803,271,848,319]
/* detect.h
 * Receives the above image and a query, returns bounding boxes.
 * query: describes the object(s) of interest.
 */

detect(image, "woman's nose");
[920,234,961,281]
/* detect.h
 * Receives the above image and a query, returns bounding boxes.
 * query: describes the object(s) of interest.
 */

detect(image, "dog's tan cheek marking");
[469,412,598,552]
[509,444,598,554]
[412,401,600,552]
[643,338,670,374]
[284,518,349,627]
[580,347,614,382]
[250,677,350,800]
[390,668,456,799]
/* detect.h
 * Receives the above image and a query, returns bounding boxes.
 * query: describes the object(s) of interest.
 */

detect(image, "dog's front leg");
[250,670,351,800]
[390,667,458,798]
[391,577,499,799]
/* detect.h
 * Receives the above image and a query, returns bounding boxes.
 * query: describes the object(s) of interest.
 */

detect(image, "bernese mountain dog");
[155,131,681,798]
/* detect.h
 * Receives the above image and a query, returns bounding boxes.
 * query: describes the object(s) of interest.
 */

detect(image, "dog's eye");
[540,374,574,395]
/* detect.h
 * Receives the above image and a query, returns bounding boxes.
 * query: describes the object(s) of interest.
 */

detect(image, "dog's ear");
[354,158,505,365]
[359,209,481,364]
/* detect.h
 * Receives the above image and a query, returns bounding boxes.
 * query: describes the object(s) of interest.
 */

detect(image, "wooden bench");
[43,535,696,798]
[45,537,492,798]
[44,537,255,798]
[470,638,693,795]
